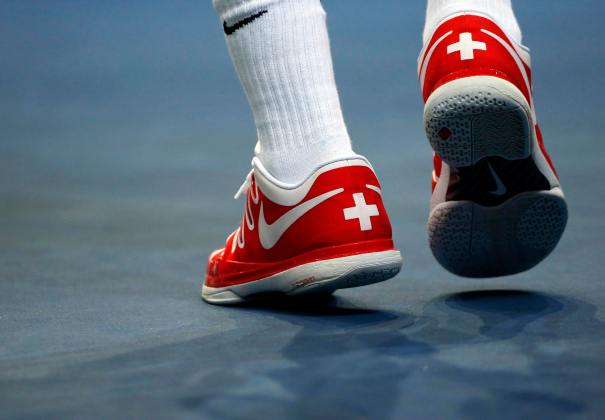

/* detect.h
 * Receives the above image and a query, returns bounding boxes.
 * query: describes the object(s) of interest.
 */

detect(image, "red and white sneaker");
[419,13,568,277]
[202,157,402,304]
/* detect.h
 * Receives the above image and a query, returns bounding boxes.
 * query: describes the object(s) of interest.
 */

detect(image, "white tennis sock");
[213,0,356,184]
[424,0,522,44]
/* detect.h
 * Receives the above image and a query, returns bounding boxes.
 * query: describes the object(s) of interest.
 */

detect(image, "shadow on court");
[443,289,565,338]
[198,288,605,419]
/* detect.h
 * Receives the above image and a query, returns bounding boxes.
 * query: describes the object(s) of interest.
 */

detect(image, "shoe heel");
[424,75,532,167]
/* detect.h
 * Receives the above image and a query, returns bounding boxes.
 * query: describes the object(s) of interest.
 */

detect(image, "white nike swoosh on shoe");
[488,163,507,196]
[258,188,344,250]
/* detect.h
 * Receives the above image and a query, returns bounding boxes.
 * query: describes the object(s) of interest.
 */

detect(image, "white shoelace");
[231,170,259,251]
[234,169,254,200]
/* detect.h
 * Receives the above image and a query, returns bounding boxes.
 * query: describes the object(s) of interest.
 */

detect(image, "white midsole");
[202,250,402,304]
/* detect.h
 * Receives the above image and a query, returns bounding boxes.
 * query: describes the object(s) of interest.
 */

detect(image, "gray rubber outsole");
[428,190,568,278]
[424,79,531,167]
[424,77,567,277]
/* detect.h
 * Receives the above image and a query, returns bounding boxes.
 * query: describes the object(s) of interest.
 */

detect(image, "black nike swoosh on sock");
[223,10,268,35]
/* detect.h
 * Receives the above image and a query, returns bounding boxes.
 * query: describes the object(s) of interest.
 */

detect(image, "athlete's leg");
[419,0,567,277]
[203,0,402,304]
[214,0,355,183]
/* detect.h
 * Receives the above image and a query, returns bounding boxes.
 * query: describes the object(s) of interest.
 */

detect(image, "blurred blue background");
[1,1,604,254]
[1,1,605,418]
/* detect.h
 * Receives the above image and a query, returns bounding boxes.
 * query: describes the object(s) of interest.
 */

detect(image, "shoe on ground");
[202,156,402,304]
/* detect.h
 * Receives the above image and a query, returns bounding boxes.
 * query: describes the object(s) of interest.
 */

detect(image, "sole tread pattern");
[428,191,567,278]
[425,83,531,167]
[425,76,567,277]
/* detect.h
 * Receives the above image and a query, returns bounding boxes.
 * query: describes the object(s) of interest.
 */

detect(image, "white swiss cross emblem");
[343,193,379,231]
[447,32,487,61]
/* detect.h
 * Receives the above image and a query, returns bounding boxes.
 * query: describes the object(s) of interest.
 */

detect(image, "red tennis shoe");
[419,13,567,277]
[202,157,402,304]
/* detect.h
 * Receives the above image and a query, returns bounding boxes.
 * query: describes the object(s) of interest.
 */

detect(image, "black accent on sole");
[446,156,551,207]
